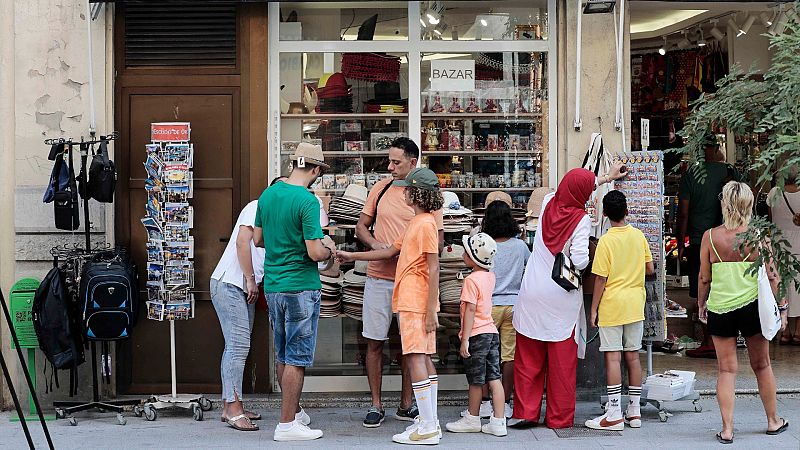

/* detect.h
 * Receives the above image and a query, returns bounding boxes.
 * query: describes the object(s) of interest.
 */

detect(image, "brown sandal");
[221,410,262,422]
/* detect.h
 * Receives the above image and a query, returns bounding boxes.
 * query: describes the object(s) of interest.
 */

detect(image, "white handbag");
[582,133,612,238]
[757,265,782,341]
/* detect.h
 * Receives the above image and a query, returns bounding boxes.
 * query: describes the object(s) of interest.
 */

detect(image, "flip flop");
[220,410,262,422]
[716,432,733,444]
[767,418,789,435]
[225,414,259,431]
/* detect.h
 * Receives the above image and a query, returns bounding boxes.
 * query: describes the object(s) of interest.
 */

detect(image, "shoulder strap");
[783,191,797,215]
[98,140,110,165]
[369,180,394,234]
[708,230,724,262]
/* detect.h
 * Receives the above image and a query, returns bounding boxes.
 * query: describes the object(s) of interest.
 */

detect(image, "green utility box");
[9,277,40,349]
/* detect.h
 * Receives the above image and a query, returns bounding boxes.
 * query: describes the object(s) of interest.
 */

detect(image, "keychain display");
[141,124,195,321]
[615,151,666,341]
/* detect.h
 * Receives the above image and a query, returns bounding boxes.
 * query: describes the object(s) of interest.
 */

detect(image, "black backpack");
[87,139,116,203]
[79,251,138,340]
[32,267,85,372]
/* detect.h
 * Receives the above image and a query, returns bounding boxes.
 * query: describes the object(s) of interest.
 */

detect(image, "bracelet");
[778,303,789,312]
[245,274,255,279]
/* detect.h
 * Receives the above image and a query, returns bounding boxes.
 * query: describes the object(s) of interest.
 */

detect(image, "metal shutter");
[124,3,237,67]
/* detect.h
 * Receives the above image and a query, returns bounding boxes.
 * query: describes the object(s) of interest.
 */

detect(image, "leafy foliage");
[674,6,800,298]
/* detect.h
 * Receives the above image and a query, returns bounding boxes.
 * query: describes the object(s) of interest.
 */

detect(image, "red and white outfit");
[512,169,594,429]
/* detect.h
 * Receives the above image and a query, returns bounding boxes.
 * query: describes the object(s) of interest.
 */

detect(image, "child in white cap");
[446,233,506,437]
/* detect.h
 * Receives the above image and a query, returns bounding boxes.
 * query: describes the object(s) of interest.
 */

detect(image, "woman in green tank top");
[697,182,789,443]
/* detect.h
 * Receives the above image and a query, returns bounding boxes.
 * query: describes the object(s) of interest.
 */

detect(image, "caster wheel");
[144,406,157,422]
[694,402,703,413]
[659,411,668,422]
[199,397,213,411]
[55,409,66,419]
[117,414,127,426]
[192,404,204,421]
[133,405,143,417]
[69,417,78,426]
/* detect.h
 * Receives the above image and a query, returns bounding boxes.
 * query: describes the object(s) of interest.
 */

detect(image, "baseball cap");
[291,142,330,170]
[393,167,440,191]
[485,191,513,207]
[462,232,497,270]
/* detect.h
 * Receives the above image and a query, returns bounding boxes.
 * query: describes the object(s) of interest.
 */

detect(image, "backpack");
[32,266,85,395]
[78,250,138,340]
[87,139,116,203]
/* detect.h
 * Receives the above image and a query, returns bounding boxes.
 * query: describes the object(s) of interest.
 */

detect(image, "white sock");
[428,375,439,423]
[607,384,622,420]
[412,379,436,434]
[277,420,294,431]
[628,386,642,416]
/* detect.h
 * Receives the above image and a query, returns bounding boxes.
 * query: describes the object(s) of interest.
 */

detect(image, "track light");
[426,10,440,25]
[658,36,666,55]
[480,18,488,27]
[420,17,427,27]
[738,14,756,36]
[759,12,774,27]
[727,16,739,35]
[677,31,692,49]
[709,20,725,41]
[696,28,706,47]
[769,12,785,35]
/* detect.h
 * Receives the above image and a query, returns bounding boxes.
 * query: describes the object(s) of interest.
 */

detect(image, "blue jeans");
[267,290,321,367]
[210,279,255,403]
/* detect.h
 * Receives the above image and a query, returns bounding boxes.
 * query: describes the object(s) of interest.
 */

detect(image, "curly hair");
[408,186,444,213]
[481,201,520,239]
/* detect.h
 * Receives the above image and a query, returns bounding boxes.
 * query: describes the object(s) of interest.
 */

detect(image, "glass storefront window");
[279,2,409,41]
[420,0,549,41]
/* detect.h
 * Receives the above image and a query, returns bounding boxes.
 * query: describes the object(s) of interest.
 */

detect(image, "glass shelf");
[281,113,409,120]
[423,150,543,156]
[421,113,542,119]
[280,151,390,157]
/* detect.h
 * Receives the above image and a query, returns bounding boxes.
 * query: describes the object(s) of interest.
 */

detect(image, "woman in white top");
[768,172,800,345]
[210,178,285,430]
[511,164,625,429]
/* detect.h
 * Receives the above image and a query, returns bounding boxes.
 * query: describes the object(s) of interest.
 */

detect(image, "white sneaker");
[624,411,642,428]
[392,421,440,445]
[273,421,323,441]
[504,402,513,419]
[296,408,311,426]
[585,413,624,431]
[405,418,442,438]
[445,414,482,433]
[482,416,508,437]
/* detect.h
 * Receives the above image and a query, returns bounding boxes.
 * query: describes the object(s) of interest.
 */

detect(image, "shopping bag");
[582,133,611,237]
[758,265,781,341]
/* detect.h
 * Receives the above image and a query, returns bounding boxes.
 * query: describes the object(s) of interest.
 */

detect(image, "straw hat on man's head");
[291,142,330,170]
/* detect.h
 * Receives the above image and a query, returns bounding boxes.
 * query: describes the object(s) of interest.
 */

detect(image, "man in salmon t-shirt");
[355,137,444,428]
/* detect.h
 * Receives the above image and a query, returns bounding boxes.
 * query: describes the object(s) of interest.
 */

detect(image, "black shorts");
[686,244,701,299]
[463,333,501,386]
[707,299,761,338]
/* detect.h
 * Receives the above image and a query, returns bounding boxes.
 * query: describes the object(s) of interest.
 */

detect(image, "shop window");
[420,0,549,41]
[123,3,237,67]
[279,2,409,41]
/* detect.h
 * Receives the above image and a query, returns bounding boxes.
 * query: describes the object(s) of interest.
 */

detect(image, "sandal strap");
[227,414,250,423]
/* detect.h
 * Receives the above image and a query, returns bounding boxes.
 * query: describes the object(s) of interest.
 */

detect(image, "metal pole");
[574,0,583,130]
[170,320,177,399]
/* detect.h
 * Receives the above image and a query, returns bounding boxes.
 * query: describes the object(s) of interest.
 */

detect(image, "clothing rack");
[44,133,141,426]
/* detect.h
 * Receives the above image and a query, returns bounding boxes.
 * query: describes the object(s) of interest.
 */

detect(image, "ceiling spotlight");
[759,12,774,27]
[583,0,617,14]
[480,18,488,27]
[426,10,440,25]
[677,31,692,49]
[696,28,706,47]
[658,36,667,55]
[727,16,740,35]
[709,20,725,41]
[769,11,786,35]
[738,14,756,36]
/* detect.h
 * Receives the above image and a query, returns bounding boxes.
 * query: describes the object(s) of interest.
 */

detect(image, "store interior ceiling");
[305,1,790,50]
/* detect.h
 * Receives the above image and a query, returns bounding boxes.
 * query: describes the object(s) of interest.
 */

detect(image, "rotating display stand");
[135,123,212,421]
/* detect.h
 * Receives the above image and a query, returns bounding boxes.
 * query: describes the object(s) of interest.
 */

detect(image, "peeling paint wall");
[14,0,110,277]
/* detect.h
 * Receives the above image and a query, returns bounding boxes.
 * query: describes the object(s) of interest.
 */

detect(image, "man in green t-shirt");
[254,143,335,442]
[676,139,739,357]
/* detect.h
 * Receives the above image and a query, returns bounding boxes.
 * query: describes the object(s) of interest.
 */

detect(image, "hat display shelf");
[136,122,213,422]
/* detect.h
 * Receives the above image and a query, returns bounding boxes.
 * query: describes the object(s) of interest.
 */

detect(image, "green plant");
[674,6,800,299]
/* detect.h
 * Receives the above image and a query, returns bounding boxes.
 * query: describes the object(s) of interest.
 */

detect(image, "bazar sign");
[151,122,191,142]
[431,60,475,91]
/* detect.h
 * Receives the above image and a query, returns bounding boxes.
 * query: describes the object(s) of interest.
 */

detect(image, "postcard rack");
[135,122,212,421]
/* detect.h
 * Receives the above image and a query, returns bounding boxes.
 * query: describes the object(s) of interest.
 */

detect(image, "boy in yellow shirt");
[586,190,654,431]
[339,168,444,445]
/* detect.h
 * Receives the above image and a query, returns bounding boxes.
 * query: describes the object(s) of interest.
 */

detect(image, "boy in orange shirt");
[446,233,507,437]
[339,168,444,445]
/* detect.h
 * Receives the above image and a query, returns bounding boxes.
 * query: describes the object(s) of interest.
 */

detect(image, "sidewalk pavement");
[2,394,797,449]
